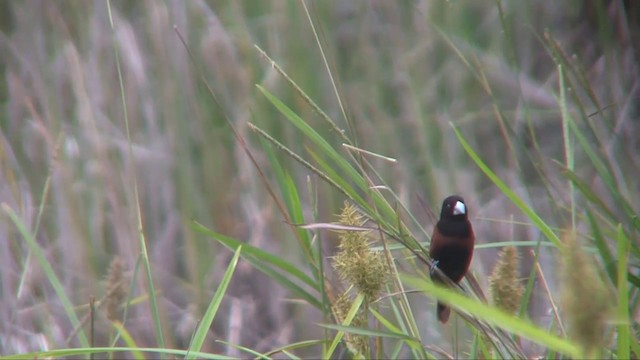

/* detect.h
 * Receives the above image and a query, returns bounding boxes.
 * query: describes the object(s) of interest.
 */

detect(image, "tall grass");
[0,1,637,358]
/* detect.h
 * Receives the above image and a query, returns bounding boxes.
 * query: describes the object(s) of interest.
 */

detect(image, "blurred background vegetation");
[0,0,638,358]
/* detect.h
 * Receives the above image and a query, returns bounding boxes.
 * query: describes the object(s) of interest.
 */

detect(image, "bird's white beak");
[453,201,466,215]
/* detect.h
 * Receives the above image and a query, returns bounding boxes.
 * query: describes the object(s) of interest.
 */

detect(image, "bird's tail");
[437,302,451,323]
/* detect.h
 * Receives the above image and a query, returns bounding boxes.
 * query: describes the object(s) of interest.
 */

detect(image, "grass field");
[0,1,638,358]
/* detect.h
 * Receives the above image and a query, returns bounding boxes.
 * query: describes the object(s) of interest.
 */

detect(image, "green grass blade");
[138,244,164,348]
[187,246,242,358]
[249,122,363,206]
[248,255,323,309]
[370,308,424,355]
[193,222,317,289]
[586,209,616,282]
[451,124,561,247]
[256,86,368,195]
[632,341,640,360]
[262,139,314,256]
[106,0,165,349]
[369,307,402,335]
[401,273,582,358]
[2,347,236,360]
[218,338,330,360]
[262,339,329,358]
[319,323,418,342]
[324,293,364,359]
[561,168,615,219]
[566,117,638,230]
[616,225,630,360]
[558,65,576,230]
[254,45,351,145]
[305,148,399,236]
[1,203,89,347]
[214,340,270,360]
[111,321,145,360]
[192,222,322,308]
[256,86,403,238]
[304,147,367,205]
[519,238,542,317]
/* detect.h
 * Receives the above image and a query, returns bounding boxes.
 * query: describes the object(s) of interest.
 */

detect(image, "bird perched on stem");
[429,195,475,323]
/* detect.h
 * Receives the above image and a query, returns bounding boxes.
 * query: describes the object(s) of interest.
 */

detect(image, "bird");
[428,195,475,323]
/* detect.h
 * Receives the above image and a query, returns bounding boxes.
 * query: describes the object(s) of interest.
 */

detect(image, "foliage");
[0,1,638,359]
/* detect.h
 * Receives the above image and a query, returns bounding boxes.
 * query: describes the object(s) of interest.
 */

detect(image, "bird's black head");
[439,195,468,221]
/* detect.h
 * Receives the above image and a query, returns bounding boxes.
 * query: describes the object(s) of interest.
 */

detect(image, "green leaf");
[450,124,561,248]
[193,222,317,290]
[1,203,89,347]
[187,246,242,357]
[111,322,145,360]
[401,273,582,358]
[192,222,322,308]
[370,307,425,355]
[586,209,616,283]
[319,323,417,342]
[256,85,364,191]
[324,293,364,359]
[2,347,235,360]
[616,225,630,360]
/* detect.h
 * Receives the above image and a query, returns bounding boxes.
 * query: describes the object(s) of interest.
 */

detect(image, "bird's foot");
[430,260,439,277]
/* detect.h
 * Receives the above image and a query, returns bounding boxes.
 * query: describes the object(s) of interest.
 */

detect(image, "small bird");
[429,195,475,323]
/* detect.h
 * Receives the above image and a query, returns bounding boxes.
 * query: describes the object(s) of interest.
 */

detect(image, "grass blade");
[401,273,582,358]
[451,124,561,247]
[324,293,364,359]
[2,203,89,347]
[106,0,165,349]
[192,222,317,290]
[187,246,242,358]
[616,225,630,360]
[111,321,145,360]
[192,222,322,308]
